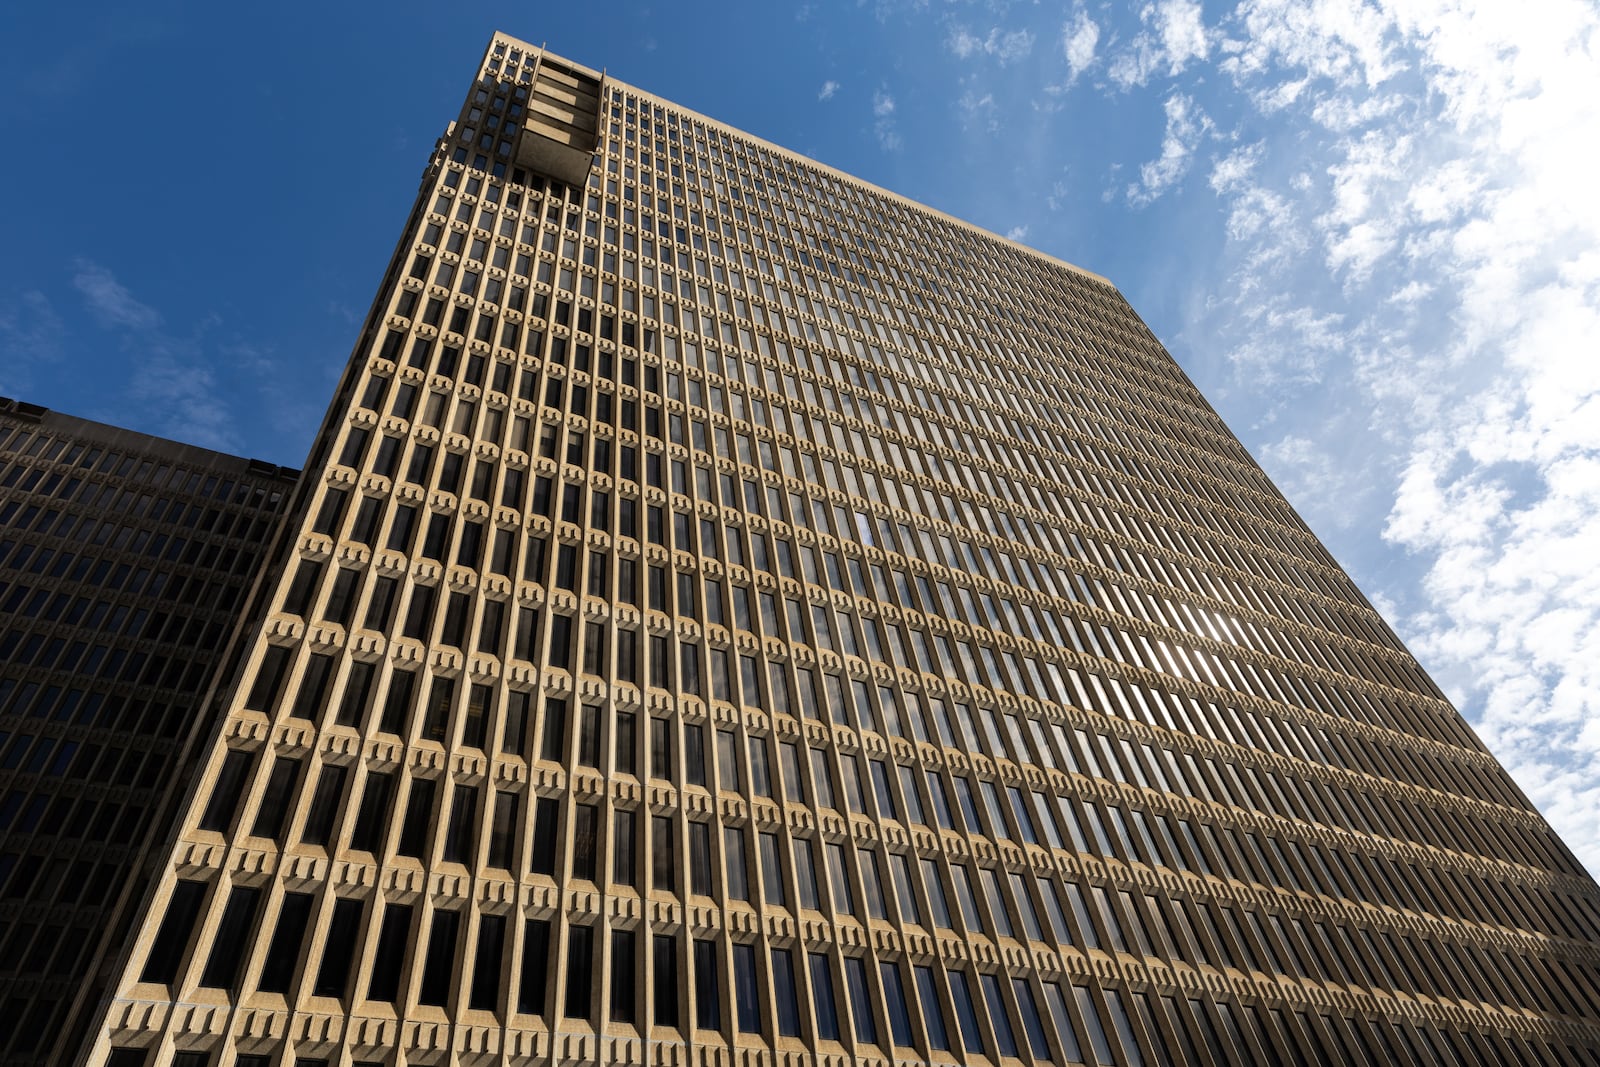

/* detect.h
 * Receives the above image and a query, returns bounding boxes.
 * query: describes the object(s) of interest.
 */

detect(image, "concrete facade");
[13,30,1599,1067]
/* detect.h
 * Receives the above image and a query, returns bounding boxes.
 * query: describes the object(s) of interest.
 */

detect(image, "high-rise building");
[23,29,1600,1067]
[0,397,297,1064]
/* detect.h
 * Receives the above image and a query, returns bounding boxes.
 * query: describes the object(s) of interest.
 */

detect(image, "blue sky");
[4,1,1597,875]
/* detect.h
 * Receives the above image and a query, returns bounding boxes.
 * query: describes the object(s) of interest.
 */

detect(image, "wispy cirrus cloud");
[1188,0,1600,874]
[1061,10,1100,85]
[947,25,1036,64]
[872,89,901,151]
[1126,91,1212,204]
[68,259,246,453]
[73,259,161,330]
[1108,0,1210,88]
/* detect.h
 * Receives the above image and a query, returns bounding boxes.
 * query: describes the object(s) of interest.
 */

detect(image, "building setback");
[20,29,1600,1067]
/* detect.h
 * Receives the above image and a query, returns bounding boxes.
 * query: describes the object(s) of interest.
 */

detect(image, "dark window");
[312,898,364,999]
[916,966,950,1051]
[1045,983,1087,1063]
[650,716,673,779]
[881,961,913,1047]
[653,815,676,894]
[519,919,552,1015]
[694,939,721,1031]
[366,902,413,1003]
[810,953,840,1041]
[1081,986,1119,1066]
[470,913,506,1011]
[573,803,599,881]
[950,970,984,1054]
[418,908,461,1006]
[611,929,636,1023]
[140,881,205,985]
[324,570,359,626]
[381,669,415,735]
[689,821,713,895]
[541,697,567,761]
[844,956,877,1044]
[530,798,559,875]
[198,749,254,832]
[198,884,261,990]
[684,722,706,785]
[249,757,301,840]
[421,675,454,743]
[404,585,436,640]
[653,934,679,1028]
[501,690,531,757]
[615,711,637,775]
[338,661,376,727]
[300,765,347,847]
[578,703,601,766]
[1014,979,1051,1059]
[760,832,786,907]
[982,974,1019,1058]
[396,777,438,858]
[246,646,294,713]
[613,809,637,887]
[772,948,801,1037]
[550,615,573,669]
[565,924,594,1020]
[350,772,395,854]
[462,684,491,748]
[733,943,761,1033]
[725,827,749,901]
[443,784,480,864]
[488,791,518,869]
[258,892,313,994]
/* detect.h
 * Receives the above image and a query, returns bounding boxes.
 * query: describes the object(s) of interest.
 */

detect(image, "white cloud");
[1005,224,1030,242]
[1062,11,1100,83]
[1209,142,1263,194]
[818,79,840,101]
[63,258,248,453]
[845,0,1600,880]
[1046,179,1072,212]
[872,89,902,151]
[129,354,240,454]
[1261,432,1365,529]
[957,89,1000,134]
[1187,0,1600,874]
[1221,0,1398,91]
[1108,36,1161,89]
[72,260,161,330]
[1108,0,1210,87]
[947,25,1036,65]
[1151,0,1208,72]
[1127,91,1210,203]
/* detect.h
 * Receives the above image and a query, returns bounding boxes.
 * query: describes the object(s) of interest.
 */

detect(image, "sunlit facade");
[60,31,1600,1067]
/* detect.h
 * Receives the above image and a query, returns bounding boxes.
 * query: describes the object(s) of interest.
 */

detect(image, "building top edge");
[487,31,1117,292]
[0,394,300,482]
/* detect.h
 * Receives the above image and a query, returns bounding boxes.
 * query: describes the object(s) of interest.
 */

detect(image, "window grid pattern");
[81,32,1600,1067]
[0,398,296,1067]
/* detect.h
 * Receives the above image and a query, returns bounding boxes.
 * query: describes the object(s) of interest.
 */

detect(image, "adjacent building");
[7,29,1600,1067]
[0,397,297,1065]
